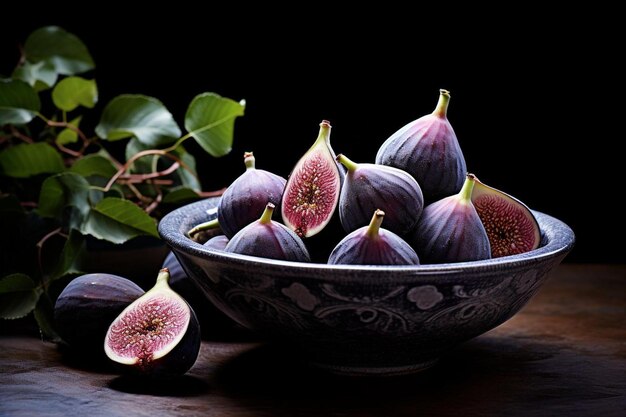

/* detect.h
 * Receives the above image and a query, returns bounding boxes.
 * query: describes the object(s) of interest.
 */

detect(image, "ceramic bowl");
[159,198,575,376]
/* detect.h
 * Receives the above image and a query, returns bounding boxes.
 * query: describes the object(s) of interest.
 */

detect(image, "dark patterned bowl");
[159,198,575,376]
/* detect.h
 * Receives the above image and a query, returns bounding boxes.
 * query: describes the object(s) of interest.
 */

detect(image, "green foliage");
[0,26,245,332]
[0,79,41,125]
[185,93,246,157]
[96,95,181,147]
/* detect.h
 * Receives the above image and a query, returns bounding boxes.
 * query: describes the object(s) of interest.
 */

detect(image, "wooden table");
[1,264,625,416]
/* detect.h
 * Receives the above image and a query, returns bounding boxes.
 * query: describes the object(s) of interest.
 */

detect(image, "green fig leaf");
[49,230,86,282]
[12,60,58,91]
[56,116,82,145]
[0,274,43,320]
[69,154,117,178]
[0,78,41,125]
[96,95,181,147]
[37,172,91,220]
[33,295,62,342]
[162,187,201,204]
[81,197,158,244]
[24,26,95,75]
[0,142,64,178]
[184,93,245,157]
[172,145,201,191]
[52,77,98,111]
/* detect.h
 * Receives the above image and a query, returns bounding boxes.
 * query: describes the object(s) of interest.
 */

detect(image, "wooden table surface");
[1,264,624,417]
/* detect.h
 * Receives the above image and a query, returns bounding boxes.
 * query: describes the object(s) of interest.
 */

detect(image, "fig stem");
[336,154,358,172]
[260,202,275,225]
[244,152,255,170]
[188,218,220,237]
[459,173,476,203]
[366,209,385,239]
[157,268,171,287]
[433,89,451,118]
[314,120,332,147]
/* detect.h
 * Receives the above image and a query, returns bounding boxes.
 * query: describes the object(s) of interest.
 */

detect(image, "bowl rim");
[158,198,575,275]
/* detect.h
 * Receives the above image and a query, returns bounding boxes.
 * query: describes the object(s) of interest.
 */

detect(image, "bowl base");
[310,358,439,377]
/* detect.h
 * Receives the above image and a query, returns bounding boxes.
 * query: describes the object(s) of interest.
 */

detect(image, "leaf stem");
[10,126,34,144]
[36,227,64,292]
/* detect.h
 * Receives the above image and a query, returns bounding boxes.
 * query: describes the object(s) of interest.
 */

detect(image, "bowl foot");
[309,358,439,377]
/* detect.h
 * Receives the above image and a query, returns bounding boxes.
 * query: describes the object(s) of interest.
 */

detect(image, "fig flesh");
[281,120,342,238]
[336,154,424,236]
[54,274,145,354]
[329,209,420,265]
[104,268,201,377]
[410,173,491,263]
[218,152,286,239]
[376,89,466,203]
[471,176,541,257]
[225,202,310,262]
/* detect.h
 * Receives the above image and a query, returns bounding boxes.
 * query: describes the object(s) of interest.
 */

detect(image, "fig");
[281,120,342,238]
[217,152,286,239]
[410,173,491,263]
[104,268,201,377]
[225,202,310,262]
[336,153,424,236]
[376,89,466,203]
[329,209,420,265]
[203,234,229,251]
[54,273,145,354]
[471,176,541,258]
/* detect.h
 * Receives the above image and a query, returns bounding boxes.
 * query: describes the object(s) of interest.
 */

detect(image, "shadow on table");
[212,336,561,416]
[108,374,209,397]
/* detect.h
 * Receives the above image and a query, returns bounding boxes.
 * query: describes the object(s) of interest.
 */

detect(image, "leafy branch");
[0,26,245,335]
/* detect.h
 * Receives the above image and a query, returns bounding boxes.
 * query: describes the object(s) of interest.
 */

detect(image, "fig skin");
[336,154,424,236]
[226,203,310,262]
[471,176,541,257]
[104,268,201,378]
[218,152,286,239]
[54,273,145,354]
[376,89,466,203]
[281,120,342,238]
[410,174,491,264]
[203,235,229,251]
[329,209,420,265]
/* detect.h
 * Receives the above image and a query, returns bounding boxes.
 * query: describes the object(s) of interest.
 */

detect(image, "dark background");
[0,11,621,263]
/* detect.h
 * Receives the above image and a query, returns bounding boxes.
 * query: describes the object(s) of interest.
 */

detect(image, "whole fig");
[336,153,424,236]
[329,209,420,265]
[376,89,466,203]
[410,173,491,263]
[203,235,229,251]
[225,202,310,262]
[218,152,286,238]
[54,274,145,354]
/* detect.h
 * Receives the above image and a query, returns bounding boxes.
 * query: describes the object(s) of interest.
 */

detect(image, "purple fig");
[410,173,491,263]
[471,176,541,258]
[376,89,466,203]
[329,209,420,265]
[104,268,201,377]
[203,235,229,251]
[218,152,286,238]
[54,274,145,354]
[281,120,342,238]
[226,203,310,262]
[336,154,424,236]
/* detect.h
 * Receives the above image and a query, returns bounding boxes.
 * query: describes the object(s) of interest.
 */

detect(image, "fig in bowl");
[159,197,574,376]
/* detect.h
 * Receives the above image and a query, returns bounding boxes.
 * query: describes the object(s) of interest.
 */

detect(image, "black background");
[1,11,621,263]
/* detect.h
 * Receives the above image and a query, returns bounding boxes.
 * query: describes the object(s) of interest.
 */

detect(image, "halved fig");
[471,176,541,258]
[104,268,201,377]
[281,120,342,238]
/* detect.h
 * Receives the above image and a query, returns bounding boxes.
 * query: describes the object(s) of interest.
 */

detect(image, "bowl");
[159,197,575,376]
